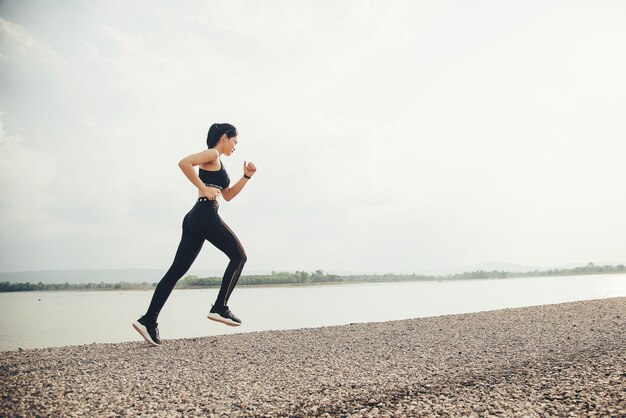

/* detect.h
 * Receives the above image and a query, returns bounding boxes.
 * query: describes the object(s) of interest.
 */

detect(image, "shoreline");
[1,297,624,417]
[1,271,625,293]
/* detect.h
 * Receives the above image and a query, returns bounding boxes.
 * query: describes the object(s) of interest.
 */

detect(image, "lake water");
[1,273,625,351]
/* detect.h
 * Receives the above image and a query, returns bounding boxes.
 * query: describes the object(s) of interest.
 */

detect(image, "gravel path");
[1,297,625,417]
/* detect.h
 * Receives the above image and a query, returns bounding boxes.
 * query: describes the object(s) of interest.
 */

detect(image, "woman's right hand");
[202,186,222,201]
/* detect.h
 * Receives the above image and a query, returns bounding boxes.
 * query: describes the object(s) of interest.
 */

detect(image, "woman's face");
[224,135,238,156]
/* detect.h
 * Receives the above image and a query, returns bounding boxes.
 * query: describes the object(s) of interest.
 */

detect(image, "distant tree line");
[0,263,624,292]
[337,262,626,283]
[0,281,157,292]
[178,269,340,287]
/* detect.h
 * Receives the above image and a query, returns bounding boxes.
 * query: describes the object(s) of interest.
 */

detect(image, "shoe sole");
[132,321,161,347]
[207,313,241,327]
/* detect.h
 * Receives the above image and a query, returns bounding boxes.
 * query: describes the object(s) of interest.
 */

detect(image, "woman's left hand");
[243,161,257,178]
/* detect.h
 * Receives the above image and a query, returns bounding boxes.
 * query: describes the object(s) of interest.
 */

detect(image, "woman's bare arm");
[222,160,257,201]
[178,149,221,199]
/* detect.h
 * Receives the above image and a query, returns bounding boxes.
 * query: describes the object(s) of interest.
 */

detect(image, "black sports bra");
[198,160,230,190]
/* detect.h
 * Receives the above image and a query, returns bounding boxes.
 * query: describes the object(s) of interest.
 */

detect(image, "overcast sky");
[1,0,625,275]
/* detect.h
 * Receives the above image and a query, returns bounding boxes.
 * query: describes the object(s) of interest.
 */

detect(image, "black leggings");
[144,198,247,320]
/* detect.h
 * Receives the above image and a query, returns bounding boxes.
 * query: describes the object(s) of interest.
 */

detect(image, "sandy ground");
[1,297,624,417]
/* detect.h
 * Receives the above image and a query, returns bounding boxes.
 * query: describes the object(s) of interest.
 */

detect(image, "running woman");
[133,123,256,347]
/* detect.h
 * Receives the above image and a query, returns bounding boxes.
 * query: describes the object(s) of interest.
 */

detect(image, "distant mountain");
[0,269,234,284]
[405,260,623,276]
[439,260,624,275]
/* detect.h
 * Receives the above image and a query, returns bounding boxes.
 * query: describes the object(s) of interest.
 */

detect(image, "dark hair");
[207,123,238,148]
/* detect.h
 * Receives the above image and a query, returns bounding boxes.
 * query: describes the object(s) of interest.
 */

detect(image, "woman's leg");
[206,217,247,307]
[144,217,205,321]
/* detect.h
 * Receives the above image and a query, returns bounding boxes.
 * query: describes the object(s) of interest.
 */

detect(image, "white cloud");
[0,16,62,64]
[0,113,56,209]
[0,1,625,272]
[0,112,59,274]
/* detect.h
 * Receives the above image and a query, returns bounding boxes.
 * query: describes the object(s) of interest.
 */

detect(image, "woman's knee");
[230,249,247,265]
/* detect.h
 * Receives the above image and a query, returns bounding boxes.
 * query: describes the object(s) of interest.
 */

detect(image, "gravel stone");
[1,297,625,417]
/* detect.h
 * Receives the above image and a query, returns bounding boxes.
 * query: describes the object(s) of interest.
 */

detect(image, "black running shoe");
[132,315,161,346]
[207,304,242,327]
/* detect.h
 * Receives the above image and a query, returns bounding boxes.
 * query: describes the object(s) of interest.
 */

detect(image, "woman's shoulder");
[196,149,220,171]
[201,148,220,160]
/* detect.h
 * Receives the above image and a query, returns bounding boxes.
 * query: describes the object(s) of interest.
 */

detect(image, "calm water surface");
[1,273,625,351]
